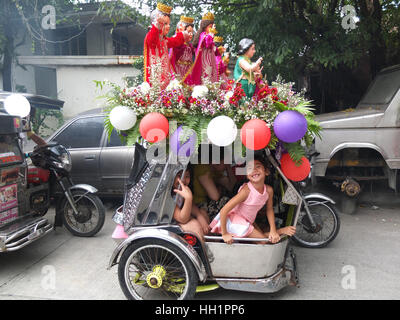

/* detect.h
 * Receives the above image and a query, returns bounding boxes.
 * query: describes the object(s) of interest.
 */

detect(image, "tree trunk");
[1,0,14,91]
[2,41,13,92]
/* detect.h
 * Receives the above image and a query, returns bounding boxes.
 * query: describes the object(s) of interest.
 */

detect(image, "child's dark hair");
[171,164,194,196]
[247,154,271,171]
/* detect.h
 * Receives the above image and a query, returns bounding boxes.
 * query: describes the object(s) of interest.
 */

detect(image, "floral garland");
[97,62,321,164]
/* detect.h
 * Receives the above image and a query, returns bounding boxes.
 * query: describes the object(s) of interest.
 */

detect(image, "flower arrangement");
[96,63,321,164]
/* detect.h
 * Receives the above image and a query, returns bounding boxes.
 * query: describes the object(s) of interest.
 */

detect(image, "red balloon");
[280,153,311,182]
[139,112,169,143]
[240,119,271,150]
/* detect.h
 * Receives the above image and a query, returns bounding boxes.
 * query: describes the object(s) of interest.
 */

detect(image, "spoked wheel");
[292,198,340,248]
[61,190,105,237]
[118,239,198,300]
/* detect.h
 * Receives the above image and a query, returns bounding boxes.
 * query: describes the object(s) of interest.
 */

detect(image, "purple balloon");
[170,126,197,158]
[273,110,308,143]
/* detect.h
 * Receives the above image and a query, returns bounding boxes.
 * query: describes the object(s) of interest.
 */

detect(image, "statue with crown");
[144,2,191,90]
[183,11,219,86]
[169,16,196,81]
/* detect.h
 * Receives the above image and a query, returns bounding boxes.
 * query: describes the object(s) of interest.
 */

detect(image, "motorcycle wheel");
[60,190,105,237]
[118,238,198,300]
[292,198,340,248]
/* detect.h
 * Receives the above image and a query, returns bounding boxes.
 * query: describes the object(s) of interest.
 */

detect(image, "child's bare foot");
[279,226,296,236]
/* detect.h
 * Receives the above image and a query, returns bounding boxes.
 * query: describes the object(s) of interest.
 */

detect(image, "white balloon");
[109,106,137,131]
[4,94,31,118]
[207,116,238,147]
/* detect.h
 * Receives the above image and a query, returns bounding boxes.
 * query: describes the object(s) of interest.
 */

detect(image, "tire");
[118,238,199,300]
[60,190,105,237]
[292,198,340,248]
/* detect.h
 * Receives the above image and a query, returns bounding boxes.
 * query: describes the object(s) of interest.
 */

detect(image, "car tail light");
[183,234,197,246]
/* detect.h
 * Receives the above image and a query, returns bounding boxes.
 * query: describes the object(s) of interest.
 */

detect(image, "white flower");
[138,82,151,95]
[224,91,234,101]
[192,85,209,99]
[166,79,182,91]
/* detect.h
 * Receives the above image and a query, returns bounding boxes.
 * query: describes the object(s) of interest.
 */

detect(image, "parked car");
[312,64,400,213]
[47,109,135,196]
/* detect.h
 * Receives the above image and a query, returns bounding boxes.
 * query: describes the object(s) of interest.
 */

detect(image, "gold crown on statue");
[202,12,215,21]
[209,27,218,35]
[214,36,223,43]
[180,16,194,24]
[157,2,172,15]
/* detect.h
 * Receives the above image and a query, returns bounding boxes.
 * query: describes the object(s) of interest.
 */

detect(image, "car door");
[51,116,105,190]
[99,129,135,195]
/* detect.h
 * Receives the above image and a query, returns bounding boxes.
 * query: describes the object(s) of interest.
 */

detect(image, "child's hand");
[174,178,193,200]
[281,226,296,236]
[269,230,280,244]
[222,233,233,244]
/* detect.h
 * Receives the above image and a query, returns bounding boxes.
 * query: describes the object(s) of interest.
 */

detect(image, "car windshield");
[358,69,400,108]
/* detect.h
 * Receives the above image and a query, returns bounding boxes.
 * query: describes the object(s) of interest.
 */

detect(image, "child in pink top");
[209,157,296,244]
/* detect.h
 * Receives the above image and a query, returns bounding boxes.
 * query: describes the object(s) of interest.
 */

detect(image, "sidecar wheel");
[118,238,198,300]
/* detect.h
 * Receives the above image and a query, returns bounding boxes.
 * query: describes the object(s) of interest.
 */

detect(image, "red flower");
[271,87,278,96]
[178,95,186,104]
[189,97,197,104]
[162,95,172,107]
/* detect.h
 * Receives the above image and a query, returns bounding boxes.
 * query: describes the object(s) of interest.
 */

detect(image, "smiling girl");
[209,156,296,244]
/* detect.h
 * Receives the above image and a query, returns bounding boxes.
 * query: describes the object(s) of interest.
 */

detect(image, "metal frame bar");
[264,149,303,226]
[204,235,287,243]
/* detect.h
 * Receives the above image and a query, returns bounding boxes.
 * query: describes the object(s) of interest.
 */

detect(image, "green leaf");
[284,142,306,166]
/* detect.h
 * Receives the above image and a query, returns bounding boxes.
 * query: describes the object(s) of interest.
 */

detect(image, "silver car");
[48,109,135,196]
[313,64,400,212]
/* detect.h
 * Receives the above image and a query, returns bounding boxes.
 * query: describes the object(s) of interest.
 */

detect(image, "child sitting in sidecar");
[209,156,296,244]
[172,168,210,239]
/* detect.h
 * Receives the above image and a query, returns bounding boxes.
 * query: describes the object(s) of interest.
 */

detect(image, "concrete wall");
[56,64,140,119]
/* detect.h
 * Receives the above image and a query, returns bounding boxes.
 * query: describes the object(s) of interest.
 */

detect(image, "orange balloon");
[280,153,310,182]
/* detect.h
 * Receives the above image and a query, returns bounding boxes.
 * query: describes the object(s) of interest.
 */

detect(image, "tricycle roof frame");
[0,91,64,111]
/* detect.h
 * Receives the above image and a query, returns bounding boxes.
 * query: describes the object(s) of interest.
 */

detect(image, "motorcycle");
[285,152,340,248]
[27,142,105,237]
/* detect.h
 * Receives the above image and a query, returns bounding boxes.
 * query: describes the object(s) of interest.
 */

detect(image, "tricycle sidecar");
[0,113,53,252]
[108,143,301,300]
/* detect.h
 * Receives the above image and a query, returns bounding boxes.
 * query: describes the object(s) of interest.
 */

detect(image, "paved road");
[1,193,400,300]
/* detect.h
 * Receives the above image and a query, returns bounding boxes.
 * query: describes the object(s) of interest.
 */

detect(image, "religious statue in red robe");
[183,12,219,86]
[170,16,195,81]
[143,3,189,90]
